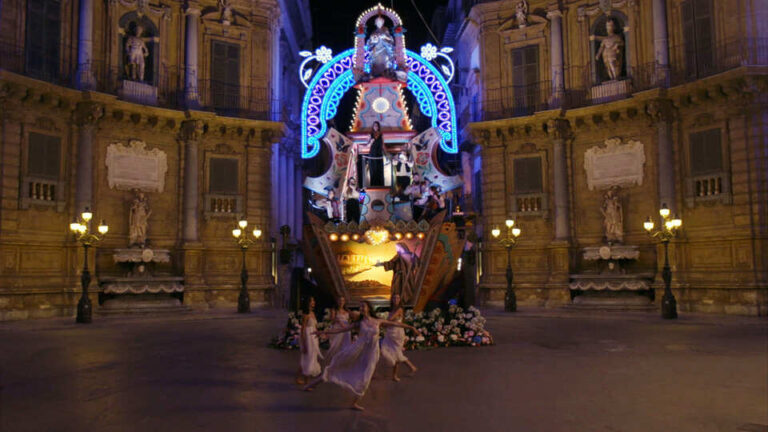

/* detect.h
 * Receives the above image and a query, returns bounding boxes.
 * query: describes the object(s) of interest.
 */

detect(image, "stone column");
[548,118,572,241]
[75,0,96,90]
[647,99,676,212]
[73,102,103,213]
[286,153,295,235]
[184,7,201,108]
[180,120,203,242]
[652,0,670,86]
[278,148,288,230]
[547,7,565,107]
[295,161,303,239]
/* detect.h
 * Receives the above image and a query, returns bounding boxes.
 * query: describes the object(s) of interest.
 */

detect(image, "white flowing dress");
[380,314,409,366]
[326,309,351,361]
[322,317,381,396]
[300,314,323,377]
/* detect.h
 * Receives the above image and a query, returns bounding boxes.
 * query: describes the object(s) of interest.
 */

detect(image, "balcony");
[0,40,280,122]
[479,38,767,122]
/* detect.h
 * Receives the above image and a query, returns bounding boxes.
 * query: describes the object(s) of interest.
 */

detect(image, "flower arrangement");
[269,310,332,350]
[270,305,494,351]
[402,305,493,350]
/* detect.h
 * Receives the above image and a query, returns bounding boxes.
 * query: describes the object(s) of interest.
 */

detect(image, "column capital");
[179,119,205,142]
[73,101,104,127]
[645,98,675,124]
[469,127,491,146]
[183,1,201,15]
[546,118,573,141]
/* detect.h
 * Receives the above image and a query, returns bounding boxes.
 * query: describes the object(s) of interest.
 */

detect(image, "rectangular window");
[209,157,239,194]
[689,128,722,175]
[681,0,714,79]
[25,0,61,81]
[211,41,240,112]
[513,156,543,194]
[511,45,539,116]
[27,132,61,179]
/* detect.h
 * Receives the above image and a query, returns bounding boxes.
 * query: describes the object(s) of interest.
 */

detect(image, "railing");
[692,173,724,197]
[205,194,242,217]
[26,177,59,202]
[0,40,280,121]
[479,38,768,121]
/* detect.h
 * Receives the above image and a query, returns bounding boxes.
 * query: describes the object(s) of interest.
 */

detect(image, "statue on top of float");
[354,8,408,83]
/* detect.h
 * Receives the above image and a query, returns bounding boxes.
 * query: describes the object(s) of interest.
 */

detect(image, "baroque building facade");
[0,0,309,320]
[439,0,767,315]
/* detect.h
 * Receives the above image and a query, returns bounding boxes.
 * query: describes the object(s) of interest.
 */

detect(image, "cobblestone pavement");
[0,308,766,432]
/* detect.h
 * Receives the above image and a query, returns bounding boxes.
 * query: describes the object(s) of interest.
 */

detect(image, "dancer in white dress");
[326,296,352,362]
[296,297,322,385]
[305,300,420,411]
[380,294,418,381]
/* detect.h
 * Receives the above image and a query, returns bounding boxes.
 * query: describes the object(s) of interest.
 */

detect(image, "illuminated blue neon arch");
[301,48,458,159]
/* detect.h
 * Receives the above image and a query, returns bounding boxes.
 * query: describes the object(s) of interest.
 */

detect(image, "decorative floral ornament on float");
[298,48,458,158]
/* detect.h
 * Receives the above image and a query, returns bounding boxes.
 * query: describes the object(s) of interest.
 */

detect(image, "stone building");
[0,0,307,320]
[439,0,767,315]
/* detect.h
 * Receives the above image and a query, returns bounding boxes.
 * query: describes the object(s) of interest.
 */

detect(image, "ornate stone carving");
[105,139,168,192]
[515,0,528,27]
[600,186,623,243]
[73,101,104,127]
[645,98,675,124]
[584,137,645,191]
[129,190,151,247]
[179,119,204,142]
[470,128,491,146]
[547,118,573,141]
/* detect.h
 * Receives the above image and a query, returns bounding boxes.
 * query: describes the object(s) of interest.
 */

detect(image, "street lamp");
[491,219,522,312]
[69,207,108,323]
[232,218,262,313]
[643,203,683,319]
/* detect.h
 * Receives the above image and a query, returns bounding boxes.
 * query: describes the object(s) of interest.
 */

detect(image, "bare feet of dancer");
[352,397,365,411]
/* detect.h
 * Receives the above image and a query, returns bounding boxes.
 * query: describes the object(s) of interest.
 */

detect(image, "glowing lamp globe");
[505,219,515,228]
[98,220,109,235]
[238,219,248,229]
[340,234,350,242]
[329,233,339,242]
[232,228,242,238]
[672,217,682,228]
[69,218,81,233]
[512,227,521,237]
[81,209,93,222]
[659,204,670,218]
[491,227,501,238]
[253,228,262,239]
[643,218,654,232]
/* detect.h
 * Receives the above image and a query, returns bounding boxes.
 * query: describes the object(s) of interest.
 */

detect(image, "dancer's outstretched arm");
[315,322,357,336]
[380,319,419,334]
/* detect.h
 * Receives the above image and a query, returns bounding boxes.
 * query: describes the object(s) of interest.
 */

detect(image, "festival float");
[298,4,470,312]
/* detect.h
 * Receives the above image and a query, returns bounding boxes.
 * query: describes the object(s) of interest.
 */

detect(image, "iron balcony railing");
[0,40,281,121]
[477,37,767,122]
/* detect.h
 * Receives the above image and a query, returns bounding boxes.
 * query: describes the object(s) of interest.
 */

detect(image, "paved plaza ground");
[0,307,766,432]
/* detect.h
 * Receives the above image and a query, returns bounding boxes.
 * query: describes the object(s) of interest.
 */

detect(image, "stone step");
[97,296,191,316]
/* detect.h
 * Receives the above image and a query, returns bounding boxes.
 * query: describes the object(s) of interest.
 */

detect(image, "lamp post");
[643,203,682,319]
[232,218,262,313]
[69,208,108,324]
[491,219,522,312]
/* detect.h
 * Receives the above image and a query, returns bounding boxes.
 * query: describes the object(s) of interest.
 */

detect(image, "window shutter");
[513,156,543,194]
[209,157,239,194]
[211,41,240,110]
[693,0,714,76]
[681,0,697,78]
[27,132,61,179]
[690,128,722,175]
[26,0,60,80]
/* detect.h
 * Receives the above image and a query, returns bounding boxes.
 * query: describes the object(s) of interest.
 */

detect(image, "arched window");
[25,0,61,82]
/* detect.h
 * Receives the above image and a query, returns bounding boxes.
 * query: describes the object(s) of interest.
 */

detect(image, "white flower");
[416,335,425,342]
[420,43,438,61]
[437,334,445,342]
[450,334,458,341]
[315,45,333,64]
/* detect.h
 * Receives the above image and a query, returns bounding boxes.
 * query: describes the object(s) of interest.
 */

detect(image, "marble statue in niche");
[129,190,151,247]
[219,0,234,25]
[600,186,623,244]
[124,24,151,82]
[594,18,624,81]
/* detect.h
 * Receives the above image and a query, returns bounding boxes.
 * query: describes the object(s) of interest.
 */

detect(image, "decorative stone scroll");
[105,140,168,192]
[584,137,645,191]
